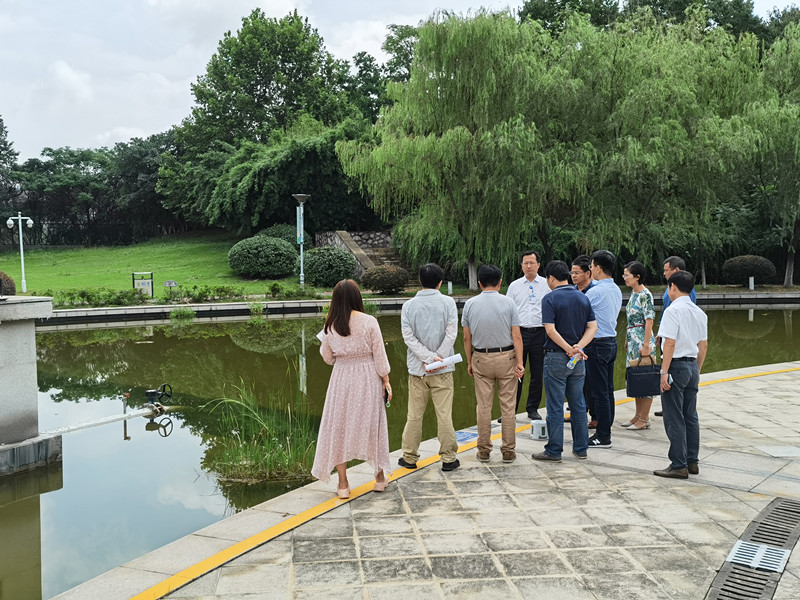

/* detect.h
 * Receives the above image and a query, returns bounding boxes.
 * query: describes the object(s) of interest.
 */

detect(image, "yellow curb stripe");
[132,364,800,599]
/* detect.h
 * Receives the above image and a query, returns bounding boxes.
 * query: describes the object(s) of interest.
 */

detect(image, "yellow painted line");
[133,364,800,599]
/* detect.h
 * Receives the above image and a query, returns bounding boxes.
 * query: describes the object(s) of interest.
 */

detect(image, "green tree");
[381,24,419,83]
[185,9,353,148]
[764,5,800,46]
[0,115,18,207]
[339,12,593,289]
[519,0,620,31]
[622,0,765,37]
[346,52,387,122]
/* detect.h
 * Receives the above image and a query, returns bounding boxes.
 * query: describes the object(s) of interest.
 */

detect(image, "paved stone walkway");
[56,362,800,600]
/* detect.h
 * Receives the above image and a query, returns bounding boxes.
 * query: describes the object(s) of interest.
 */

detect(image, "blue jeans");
[585,338,617,441]
[543,351,589,457]
[662,360,700,469]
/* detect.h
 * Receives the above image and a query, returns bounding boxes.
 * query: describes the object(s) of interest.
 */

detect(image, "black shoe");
[688,462,699,475]
[442,459,460,472]
[654,466,688,479]
[588,435,612,449]
[654,410,663,417]
[572,450,587,459]
[398,457,417,469]
[528,412,542,421]
[532,451,561,462]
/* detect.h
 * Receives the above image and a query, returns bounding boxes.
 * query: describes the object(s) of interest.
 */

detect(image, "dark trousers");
[662,360,700,469]
[516,327,545,415]
[585,337,617,440]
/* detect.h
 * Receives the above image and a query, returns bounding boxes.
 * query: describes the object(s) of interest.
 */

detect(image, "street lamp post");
[6,211,34,293]
[292,194,310,288]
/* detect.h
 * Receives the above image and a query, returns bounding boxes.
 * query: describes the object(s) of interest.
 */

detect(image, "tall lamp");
[6,212,34,293]
[292,194,310,288]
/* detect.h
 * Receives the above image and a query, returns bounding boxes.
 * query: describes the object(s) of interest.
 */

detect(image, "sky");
[0,0,793,160]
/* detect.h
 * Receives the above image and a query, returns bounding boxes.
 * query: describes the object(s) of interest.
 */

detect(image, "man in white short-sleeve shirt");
[504,250,550,421]
[654,270,708,480]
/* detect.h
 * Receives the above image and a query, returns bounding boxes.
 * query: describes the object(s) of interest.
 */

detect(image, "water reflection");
[0,309,797,598]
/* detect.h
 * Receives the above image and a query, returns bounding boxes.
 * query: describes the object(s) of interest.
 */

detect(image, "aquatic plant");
[202,382,317,483]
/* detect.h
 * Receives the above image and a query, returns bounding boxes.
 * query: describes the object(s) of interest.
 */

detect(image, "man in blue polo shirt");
[532,261,597,462]
[585,250,623,449]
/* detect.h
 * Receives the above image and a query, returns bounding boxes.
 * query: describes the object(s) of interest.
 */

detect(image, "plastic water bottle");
[567,350,582,370]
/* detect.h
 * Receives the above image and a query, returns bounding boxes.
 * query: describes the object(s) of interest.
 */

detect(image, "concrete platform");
[54,362,800,600]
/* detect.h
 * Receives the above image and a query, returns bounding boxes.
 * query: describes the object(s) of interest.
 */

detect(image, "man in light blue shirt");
[400,263,460,472]
[585,250,622,448]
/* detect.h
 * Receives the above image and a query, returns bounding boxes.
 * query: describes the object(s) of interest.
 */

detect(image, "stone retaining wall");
[315,230,392,249]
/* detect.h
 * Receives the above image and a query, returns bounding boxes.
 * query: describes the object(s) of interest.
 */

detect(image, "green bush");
[302,246,356,288]
[162,284,244,304]
[228,236,297,279]
[446,260,482,285]
[361,265,409,295]
[265,281,315,300]
[0,271,16,295]
[722,255,777,286]
[258,223,312,251]
[52,287,149,308]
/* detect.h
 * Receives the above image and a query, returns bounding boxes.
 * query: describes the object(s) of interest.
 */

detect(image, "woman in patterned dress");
[621,261,656,430]
[311,279,393,498]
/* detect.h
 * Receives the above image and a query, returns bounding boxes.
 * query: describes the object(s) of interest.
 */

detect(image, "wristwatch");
[659,370,667,375]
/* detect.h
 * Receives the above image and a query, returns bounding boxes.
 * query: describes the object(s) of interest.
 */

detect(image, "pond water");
[1,308,799,598]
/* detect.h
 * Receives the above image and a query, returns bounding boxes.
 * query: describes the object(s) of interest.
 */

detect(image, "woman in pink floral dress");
[311,279,393,498]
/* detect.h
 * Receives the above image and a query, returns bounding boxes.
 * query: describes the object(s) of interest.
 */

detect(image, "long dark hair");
[324,279,365,336]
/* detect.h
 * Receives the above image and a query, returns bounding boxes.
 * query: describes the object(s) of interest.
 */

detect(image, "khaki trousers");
[402,372,458,464]
[472,350,517,454]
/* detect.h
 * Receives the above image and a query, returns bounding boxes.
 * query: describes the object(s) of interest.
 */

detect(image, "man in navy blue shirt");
[533,261,597,462]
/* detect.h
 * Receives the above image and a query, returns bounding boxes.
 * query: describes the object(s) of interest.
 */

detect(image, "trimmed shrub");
[0,271,16,295]
[722,255,777,286]
[303,246,356,288]
[361,265,409,295]
[228,236,296,279]
[257,223,312,251]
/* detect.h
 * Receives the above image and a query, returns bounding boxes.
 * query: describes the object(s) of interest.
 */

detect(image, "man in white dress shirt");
[504,251,551,420]
[654,270,708,479]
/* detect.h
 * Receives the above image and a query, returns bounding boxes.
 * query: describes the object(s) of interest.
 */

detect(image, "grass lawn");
[0,231,289,296]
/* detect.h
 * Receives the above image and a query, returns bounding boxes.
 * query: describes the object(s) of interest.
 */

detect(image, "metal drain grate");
[706,497,800,600]
[727,540,791,573]
[742,498,800,549]
[706,563,779,600]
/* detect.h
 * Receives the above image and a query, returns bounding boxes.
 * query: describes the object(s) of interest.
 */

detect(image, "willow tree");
[337,11,592,288]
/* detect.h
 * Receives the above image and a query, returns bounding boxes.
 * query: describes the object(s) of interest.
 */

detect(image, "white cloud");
[47,60,94,103]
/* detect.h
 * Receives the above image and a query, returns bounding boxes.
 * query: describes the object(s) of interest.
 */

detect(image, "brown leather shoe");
[588,420,598,429]
[502,451,516,463]
[688,463,699,475]
[654,466,689,479]
[476,450,491,462]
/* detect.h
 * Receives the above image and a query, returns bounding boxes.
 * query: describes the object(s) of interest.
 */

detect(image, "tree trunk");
[697,237,707,289]
[783,217,799,288]
[539,223,552,264]
[467,255,478,291]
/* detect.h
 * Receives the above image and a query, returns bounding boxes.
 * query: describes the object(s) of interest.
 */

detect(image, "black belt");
[520,326,544,331]
[544,347,565,353]
[591,337,616,342]
[473,344,514,353]
[672,357,696,362]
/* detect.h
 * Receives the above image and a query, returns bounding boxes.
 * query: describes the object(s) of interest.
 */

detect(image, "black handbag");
[625,356,662,398]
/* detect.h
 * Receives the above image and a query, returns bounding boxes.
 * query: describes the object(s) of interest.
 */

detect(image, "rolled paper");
[425,353,463,372]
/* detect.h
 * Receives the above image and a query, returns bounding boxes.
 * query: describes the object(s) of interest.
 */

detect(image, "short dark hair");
[624,261,646,285]
[477,264,502,287]
[520,250,541,263]
[591,250,616,276]
[664,256,686,271]
[544,260,570,282]
[571,254,591,272]
[419,263,445,289]
[667,270,695,294]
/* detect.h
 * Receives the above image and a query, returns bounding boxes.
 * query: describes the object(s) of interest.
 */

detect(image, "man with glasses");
[505,250,550,421]
[570,254,598,427]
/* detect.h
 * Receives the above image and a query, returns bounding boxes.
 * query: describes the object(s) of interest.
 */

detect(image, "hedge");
[361,265,409,295]
[303,246,356,287]
[722,255,777,286]
[228,236,297,279]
